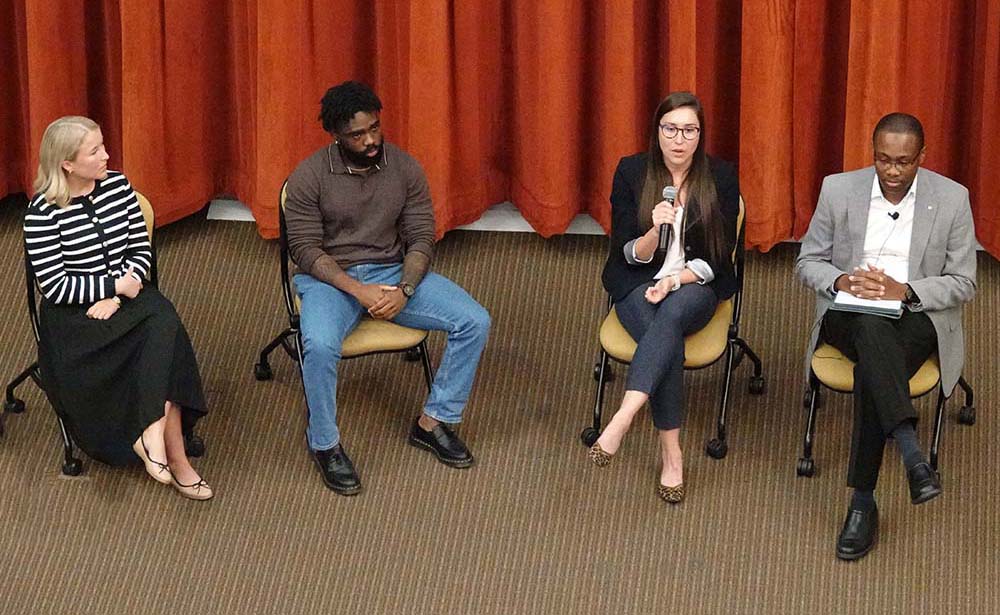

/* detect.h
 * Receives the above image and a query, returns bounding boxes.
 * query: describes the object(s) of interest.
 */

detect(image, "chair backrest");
[276,180,298,320]
[134,190,159,286]
[733,196,745,264]
[730,195,748,326]
[135,191,155,240]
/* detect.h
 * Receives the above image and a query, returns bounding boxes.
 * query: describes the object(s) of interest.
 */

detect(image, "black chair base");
[797,375,975,478]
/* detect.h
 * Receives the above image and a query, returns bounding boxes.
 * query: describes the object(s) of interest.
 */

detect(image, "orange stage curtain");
[4,1,1000,256]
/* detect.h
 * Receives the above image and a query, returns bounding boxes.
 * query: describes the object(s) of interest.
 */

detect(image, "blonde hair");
[33,116,100,208]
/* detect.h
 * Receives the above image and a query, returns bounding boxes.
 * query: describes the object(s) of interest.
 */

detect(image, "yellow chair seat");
[599,299,734,368]
[811,343,940,396]
[342,318,428,357]
[292,295,428,358]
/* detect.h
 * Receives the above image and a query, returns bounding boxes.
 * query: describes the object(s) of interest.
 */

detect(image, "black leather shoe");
[408,417,474,468]
[836,506,878,561]
[907,462,942,505]
[311,443,362,495]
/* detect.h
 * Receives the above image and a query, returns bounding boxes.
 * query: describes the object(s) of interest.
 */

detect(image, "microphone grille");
[662,186,678,201]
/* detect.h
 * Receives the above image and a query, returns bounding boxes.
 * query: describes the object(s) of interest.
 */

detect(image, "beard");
[338,141,383,169]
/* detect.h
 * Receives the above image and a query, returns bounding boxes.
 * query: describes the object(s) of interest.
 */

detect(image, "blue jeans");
[295,264,491,451]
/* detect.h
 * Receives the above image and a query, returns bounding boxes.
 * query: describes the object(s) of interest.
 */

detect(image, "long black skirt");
[37,287,207,466]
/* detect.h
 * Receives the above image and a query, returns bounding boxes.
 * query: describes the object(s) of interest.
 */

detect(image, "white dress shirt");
[860,172,918,283]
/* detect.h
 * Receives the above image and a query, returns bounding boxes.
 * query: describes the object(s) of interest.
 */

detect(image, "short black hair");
[318,81,382,134]
[873,112,924,149]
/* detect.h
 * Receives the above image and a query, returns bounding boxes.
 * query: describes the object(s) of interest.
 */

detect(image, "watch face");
[402,283,415,297]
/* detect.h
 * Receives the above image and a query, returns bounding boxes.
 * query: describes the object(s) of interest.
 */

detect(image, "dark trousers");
[615,281,718,430]
[820,309,937,490]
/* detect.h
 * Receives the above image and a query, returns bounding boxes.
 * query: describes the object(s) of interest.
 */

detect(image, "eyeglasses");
[659,124,700,141]
[874,156,918,171]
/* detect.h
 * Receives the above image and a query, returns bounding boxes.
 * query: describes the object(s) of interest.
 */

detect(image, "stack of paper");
[830,291,903,319]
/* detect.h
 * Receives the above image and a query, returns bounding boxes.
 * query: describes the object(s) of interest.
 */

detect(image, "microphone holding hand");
[658,185,679,253]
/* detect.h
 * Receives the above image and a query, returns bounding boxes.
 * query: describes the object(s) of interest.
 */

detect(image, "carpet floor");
[0,202,996,615]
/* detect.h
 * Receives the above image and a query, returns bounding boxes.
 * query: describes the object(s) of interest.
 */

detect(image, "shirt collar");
[871,169,919,203]
[327,142,389,175]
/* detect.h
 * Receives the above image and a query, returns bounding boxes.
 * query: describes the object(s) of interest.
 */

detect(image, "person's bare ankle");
[596,416,632,455]
[660,455,684,486]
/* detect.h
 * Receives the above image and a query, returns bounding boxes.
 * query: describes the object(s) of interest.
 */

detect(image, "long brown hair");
[638,92,726,265]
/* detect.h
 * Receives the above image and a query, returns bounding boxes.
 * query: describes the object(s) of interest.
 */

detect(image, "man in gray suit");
[797,113,976,561]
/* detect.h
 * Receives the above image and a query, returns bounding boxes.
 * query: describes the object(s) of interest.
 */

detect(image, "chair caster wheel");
[253,362,273,381]
[184,433,206,458]
[796,458,815,477]
[705,438,728,459]
[958,405,976,426]
[748,376,766,395]
[580,427,600,447]
[62,459,83,476]
[5,398,26,414]
[404,347,422,362]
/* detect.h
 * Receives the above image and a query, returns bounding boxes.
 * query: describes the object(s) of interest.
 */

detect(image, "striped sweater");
[24,172,152,305]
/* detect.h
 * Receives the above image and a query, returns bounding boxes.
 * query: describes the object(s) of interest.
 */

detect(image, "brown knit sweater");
[284,141,435,274]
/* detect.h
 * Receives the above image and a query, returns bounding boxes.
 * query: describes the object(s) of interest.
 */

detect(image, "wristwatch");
[902,284,918,305]
[400,282,416,298]
[111,296,122,305]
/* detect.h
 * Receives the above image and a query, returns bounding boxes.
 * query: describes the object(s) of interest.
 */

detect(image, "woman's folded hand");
[86,298,120,320]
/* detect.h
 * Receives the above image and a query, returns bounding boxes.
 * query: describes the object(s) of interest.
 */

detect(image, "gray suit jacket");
[796,166,977,394]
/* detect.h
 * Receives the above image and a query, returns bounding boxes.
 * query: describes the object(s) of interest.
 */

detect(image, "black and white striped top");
[24,172,152,305]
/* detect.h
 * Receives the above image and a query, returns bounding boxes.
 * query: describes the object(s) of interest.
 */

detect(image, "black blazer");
[601,153,740,304]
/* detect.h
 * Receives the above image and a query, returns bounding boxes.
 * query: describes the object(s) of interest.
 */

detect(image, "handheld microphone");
[658,186,678,252]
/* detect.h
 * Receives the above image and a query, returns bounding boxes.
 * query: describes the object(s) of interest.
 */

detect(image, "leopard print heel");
[588,442,613,467]
[657,483,685,504]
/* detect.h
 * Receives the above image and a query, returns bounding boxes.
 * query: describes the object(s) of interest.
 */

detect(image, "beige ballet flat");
[132,436,172,485]
[172,475,214,501]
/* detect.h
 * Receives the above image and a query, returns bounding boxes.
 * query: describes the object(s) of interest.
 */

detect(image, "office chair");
[252,180,434,406]
[582,197,765,459]
[796,343,975,477]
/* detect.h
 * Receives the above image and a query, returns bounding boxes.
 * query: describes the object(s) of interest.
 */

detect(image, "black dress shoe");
[907,462,942,505]
[408,417,474,468]
[836,506,878,561]
[311,443,362,495]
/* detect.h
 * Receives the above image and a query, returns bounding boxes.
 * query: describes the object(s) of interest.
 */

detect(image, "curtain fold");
[4,1,999,257]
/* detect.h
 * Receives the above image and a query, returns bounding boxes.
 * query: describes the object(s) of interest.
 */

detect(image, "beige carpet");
[0,201,996,615]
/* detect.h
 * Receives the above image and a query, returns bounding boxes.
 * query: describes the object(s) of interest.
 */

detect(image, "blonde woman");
[24,116,213,500]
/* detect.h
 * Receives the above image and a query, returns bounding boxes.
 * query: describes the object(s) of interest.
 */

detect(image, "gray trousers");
[615,281,718,430]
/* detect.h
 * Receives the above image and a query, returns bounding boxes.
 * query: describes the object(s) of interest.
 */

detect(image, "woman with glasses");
[23,116,213,500]
[588,92,740,504]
